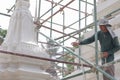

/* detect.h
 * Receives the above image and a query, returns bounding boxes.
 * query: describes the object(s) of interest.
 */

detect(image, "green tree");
[0,28,7,44]
[0,28,7,38]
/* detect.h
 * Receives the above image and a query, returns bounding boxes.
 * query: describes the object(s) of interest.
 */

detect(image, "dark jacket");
[80,31,120,64]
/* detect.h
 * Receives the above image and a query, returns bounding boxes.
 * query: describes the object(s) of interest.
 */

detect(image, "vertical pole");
[35,0,38,42]
[79,0,86,79]
[78,0,81,69]
[62,10,65,77]
[50,0,53,38]
[36,0,41,42]
[93,0,99,80]
[85,0,87,32]
[50,0,54,75]
[34,0,38,21]
[38,0,41,20]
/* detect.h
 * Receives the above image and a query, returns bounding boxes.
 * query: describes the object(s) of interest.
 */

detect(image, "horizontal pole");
[55,22,94,40]
[0,12,11,17]
[41,0,75,25]
[41,24,78,39]
[40,0,63,18]
[46,0,90,15]
[0,50,91,68]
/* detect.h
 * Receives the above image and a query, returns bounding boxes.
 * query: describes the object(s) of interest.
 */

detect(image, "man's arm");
[80,34,95,45]
[71,32,100,47]
[71,34,95,47]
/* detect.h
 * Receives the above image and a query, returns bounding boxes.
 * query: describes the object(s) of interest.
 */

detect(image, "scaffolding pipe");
[34,0,38,21]
[105,8,120,18]
[59,25,94,43]
[41,0,75,25]
[62,56,120,80]
[0,12,11,17]
[84,0,88,32]
[57,16,94,43]
[55,22,94,41]
[61,69,92,80]
[62,58,120,80]
[46,0,90,15]
[7,4,15,13]
[50,0,53,38]
[40,0,63,18]
[0,50,91,68]
[78,0,82,69]
[36,0,41,42]
[93,0,99,80]
[39,31,117,80]
[40,18,79,32]
[41,25,78,39]
[38,0,41,20]
[41,18,63,26]
[80,0,94,5]
[102,58,120,67]
[62,10,65,77]
[78,1,86,79]
[64,14,92,29]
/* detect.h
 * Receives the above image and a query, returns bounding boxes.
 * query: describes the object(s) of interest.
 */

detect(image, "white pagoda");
[0,0,57,80]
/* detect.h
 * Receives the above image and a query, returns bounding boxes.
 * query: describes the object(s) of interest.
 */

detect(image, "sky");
[0,0,36,29]
[0,0,95,47]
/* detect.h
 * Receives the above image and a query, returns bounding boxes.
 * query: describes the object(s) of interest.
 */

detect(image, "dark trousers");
[103,64,115,80]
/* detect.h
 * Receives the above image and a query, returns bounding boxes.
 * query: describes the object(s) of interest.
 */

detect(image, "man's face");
[99,25,108,32]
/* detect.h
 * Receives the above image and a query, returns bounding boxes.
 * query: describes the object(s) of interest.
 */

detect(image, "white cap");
[98,18,108,25]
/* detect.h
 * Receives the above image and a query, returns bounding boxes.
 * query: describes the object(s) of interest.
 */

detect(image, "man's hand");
[101,52,109,58]
[71,42,79,47]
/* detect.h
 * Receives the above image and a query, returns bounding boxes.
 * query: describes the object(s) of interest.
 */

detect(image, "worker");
[71,18,120,80]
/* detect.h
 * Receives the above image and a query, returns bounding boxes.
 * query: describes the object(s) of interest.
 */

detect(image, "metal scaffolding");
[0,0,120,80]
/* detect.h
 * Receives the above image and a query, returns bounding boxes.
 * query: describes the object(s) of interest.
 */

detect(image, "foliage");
[64,51,75,75]
[0,28,7,38]
[0,28,7,44]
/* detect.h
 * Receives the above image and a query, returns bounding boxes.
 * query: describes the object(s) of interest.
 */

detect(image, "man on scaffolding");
[71,18,120,80]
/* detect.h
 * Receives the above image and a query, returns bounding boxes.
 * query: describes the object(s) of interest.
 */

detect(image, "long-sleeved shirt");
[80,31,120,64]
